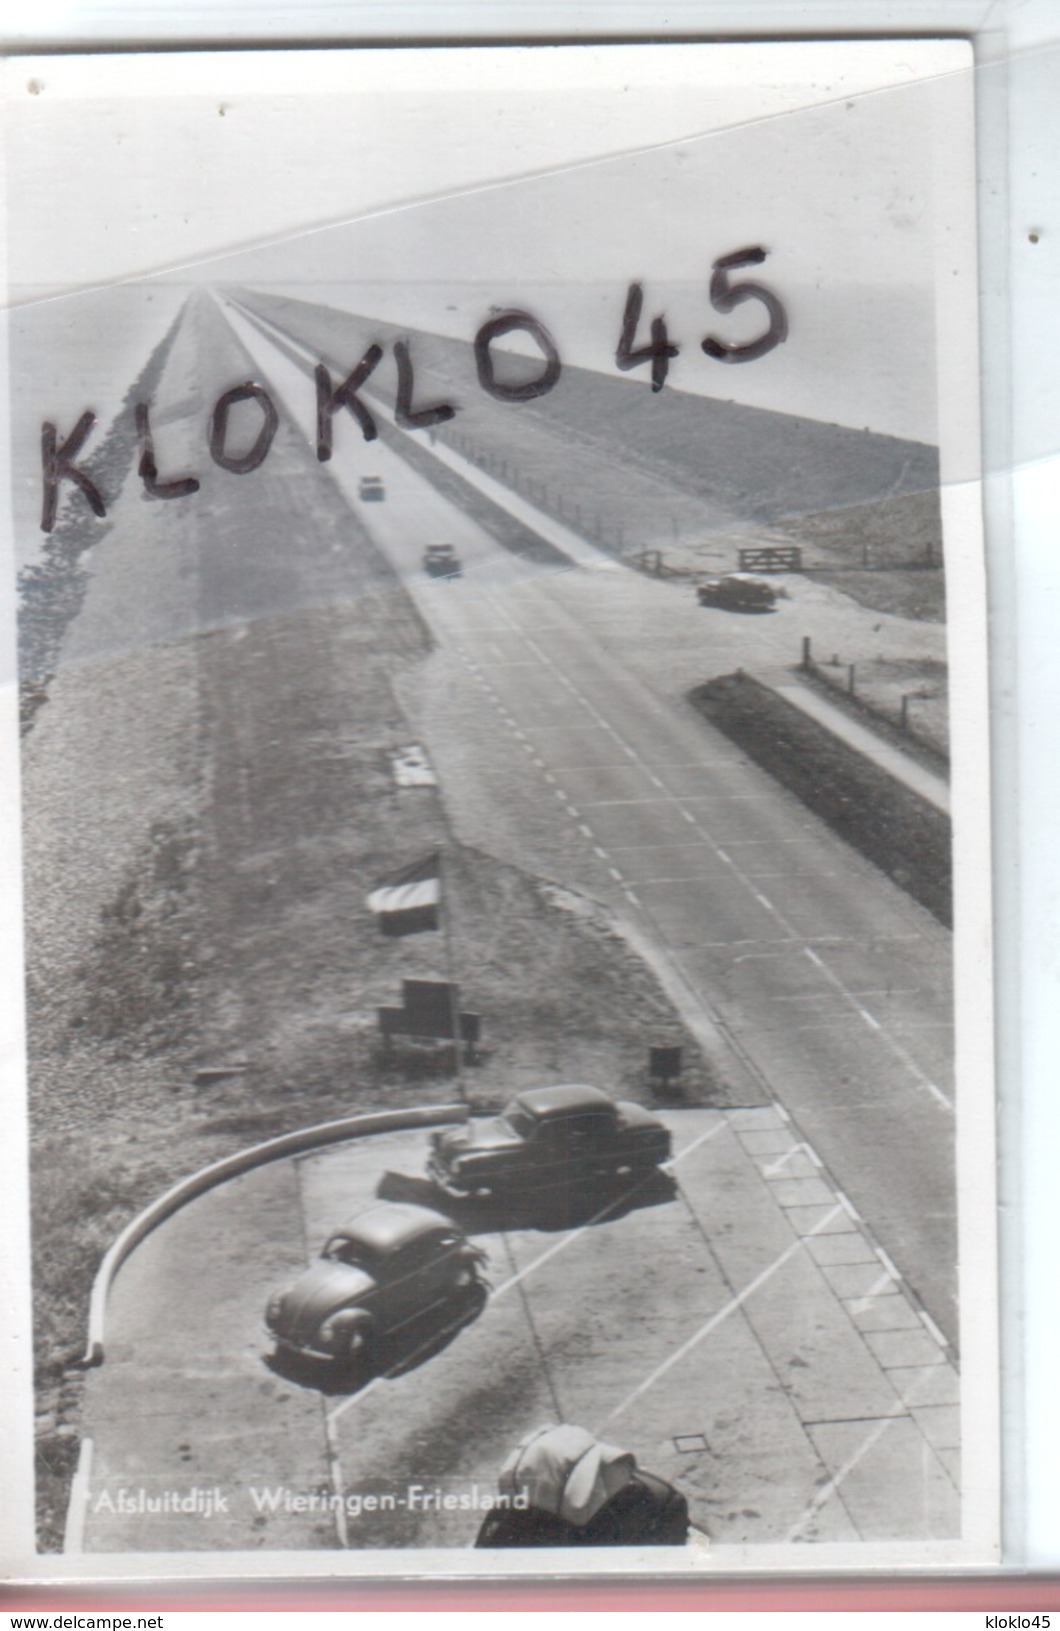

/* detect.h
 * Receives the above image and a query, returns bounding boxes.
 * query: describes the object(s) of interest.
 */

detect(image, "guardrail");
[80,1103,469,1367]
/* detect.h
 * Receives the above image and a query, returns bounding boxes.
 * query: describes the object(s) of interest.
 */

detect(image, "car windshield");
[502,1103,534,1137]
[322,1237,373,1268]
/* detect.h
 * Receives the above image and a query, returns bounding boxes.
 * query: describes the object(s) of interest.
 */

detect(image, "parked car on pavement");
[264,1202,488,1367]
[696,572,777,611]
[359,475,386,501]
[427,1083,671,1197]
[423,544,462,578]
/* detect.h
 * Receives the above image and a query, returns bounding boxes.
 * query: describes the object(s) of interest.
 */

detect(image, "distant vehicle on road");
[264,1202,488,1367]
[696,572,777,612]
[423,544,462,579]
[359,475,386,501]
[427,1084,671,1197]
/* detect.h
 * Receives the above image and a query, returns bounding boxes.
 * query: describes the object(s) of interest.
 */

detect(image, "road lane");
[217,296,957,1345]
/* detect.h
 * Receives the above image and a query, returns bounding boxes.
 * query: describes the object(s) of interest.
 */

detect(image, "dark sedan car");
[264,1202,488,1367]
[423,544,462,578]
[427,1084,671,1197]
[696,572,777,612]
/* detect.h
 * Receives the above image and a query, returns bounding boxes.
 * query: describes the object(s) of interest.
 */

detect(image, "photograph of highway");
[4,42,994,1570]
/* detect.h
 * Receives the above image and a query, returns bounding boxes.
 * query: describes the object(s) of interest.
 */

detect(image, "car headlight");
[265,1293,283,1328]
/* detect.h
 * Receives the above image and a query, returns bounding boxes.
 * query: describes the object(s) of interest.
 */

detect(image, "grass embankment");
[690,672,951,927]
[18,306,187,732]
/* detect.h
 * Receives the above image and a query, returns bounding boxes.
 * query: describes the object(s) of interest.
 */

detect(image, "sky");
[2,38,978,515]
[2,43,969,293]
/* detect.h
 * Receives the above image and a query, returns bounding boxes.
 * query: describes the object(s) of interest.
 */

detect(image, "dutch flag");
[367,851,441,936]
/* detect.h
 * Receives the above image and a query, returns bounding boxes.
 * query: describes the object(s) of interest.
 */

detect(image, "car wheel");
[338,1316,375,1370]
[461,1279,488,1317]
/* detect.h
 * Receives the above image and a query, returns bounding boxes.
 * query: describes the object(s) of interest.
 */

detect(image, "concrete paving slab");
[85,1388,330,1552]
[863,1327,948,1370]
[771,683,950,814]
[887,1365,960,1408]
[631,878,787,936]
[597,1320,849,1546]
[648,759,782,798]
[588,801,726,849]
[847,1294,924,1333]
[768,1177,837,1209]
[821,1261,900,1299]
[735,1128,804,1155]
[844,1279,904,1310]
[725,1107,789,1133]
[679,1118,906,1428]
[785,1203,861,1236]
[730,1252,907,1427]
[755,1150,821,1180]
[548,761,663,804]
[938,1447,960,1485]
[910,1404,961,1451]
[325,1289,581,1550]
[807,1417,959,1539]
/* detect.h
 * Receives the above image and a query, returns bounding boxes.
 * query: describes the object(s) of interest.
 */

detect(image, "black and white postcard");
[0,41,996,1577]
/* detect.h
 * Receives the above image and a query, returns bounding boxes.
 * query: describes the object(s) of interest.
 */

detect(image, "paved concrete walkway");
[76,1110,960,1555]
[766,680,950,814]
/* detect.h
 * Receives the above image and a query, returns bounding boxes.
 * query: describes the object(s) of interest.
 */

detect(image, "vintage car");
[264,1202,488,1366]
[359,475,386,501]
[696,572,777,612]
[423,543,462,578]
[427,1083,671,1197]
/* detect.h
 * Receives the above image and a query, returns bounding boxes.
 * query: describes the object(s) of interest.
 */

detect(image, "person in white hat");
[475,1424,691,1548]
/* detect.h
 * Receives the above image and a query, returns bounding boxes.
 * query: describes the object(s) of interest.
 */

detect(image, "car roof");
[330,1202,458,1255]
[514,1084,615,1119]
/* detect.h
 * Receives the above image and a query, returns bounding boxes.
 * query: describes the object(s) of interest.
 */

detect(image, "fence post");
[801,636,812,672]
[848,663,856,695]
[900,694,909,731]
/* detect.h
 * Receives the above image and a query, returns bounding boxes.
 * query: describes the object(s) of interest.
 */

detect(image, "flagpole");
[438,845,467,1103]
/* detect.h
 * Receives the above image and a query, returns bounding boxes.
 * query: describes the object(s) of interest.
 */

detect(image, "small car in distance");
[359,475,386,502]
[696,572,777,612]
[427,1083,671,1197]
[423,544,462,579]
[264,1202,488,1367]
